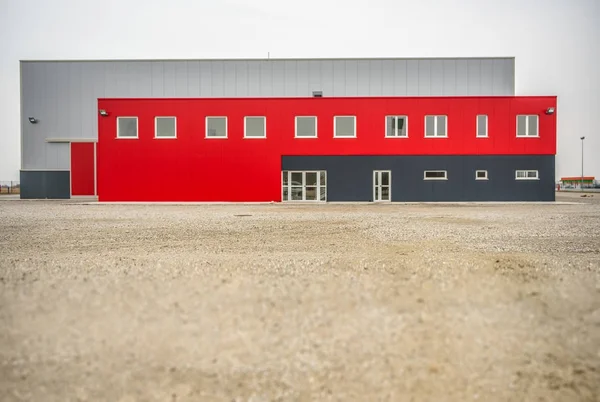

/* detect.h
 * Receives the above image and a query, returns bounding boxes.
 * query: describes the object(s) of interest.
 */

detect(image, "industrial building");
[20,57,557,202]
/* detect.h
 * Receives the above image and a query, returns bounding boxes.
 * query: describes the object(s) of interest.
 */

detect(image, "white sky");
[1,0,598,181]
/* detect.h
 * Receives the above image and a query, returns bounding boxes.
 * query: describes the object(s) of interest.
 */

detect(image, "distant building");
[560,177,596,189]
[19,57,557,201]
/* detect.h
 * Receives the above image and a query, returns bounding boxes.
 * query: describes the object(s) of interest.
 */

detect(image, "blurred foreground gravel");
[0,193,599,401]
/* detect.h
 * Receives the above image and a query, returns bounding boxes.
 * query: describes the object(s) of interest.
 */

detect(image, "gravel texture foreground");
[1,193,599,401]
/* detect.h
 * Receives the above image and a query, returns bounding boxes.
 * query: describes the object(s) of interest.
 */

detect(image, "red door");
[71,142,96,196]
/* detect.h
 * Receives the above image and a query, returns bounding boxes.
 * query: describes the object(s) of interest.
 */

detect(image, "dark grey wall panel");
[20,170,70,199]
[21,57,515,171]
[282,155,555,202]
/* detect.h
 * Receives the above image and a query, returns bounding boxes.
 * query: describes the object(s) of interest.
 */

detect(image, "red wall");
[71,142,95,196]
[97,96,557,202]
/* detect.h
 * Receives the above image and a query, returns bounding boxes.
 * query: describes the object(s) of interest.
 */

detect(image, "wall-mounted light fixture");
[28,117,38,124]
[312,90,323,97]
[545,107,555,115]
[99,109,109,117]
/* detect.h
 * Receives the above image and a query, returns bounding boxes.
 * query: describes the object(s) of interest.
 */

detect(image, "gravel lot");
[1,193,599,402]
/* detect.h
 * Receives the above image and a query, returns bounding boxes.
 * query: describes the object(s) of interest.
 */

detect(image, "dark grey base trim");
[282,155,555,202]
[20,170,71,199]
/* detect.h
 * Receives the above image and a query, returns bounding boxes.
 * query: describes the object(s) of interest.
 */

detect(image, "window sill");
[205,136,228,139]
[423,178,448,181]
[154,137,177,140]
[333,136,357,139]
[243,136,267,139]
[476,136,489,139]
[516,135,540,138]
[385,136,409,139]
[515,178,540,181]
[475,178,489,181]
[294,136,318,139]
[116,137,138,140]
[424,136,448,139]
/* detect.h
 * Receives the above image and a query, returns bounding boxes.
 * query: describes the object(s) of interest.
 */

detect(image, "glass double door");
[373,170,391,201]
[282,171,327,201]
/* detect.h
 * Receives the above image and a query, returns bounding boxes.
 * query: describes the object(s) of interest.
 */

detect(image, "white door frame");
[373,170,392,202]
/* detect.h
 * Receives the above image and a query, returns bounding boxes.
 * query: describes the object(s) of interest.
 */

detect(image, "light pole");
[580,136,585,191]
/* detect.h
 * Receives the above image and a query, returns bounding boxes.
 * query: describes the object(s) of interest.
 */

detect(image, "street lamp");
[580,136,585,191]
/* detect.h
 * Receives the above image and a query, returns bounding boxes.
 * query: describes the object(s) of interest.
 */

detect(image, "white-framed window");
[515,170,539,180]
[424,170,448,180]
[334,116,356,138]
[425,115,447,137]
[516,115,539,137]
[295,116,317,138]
[476,170,488,180]
[385,116,408,138]
[282,171,327,201]
[244,116,266,138]
[477,115,488,138]
[154,116,176,139]
[206,117,227,138]
[116,117,138,139]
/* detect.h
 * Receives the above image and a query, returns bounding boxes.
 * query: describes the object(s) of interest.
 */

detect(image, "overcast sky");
[1,0,598,181]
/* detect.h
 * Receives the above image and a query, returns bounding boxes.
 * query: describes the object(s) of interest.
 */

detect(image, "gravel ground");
[1,193,599,402]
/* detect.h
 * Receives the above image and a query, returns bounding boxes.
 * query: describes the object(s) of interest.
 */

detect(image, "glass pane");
[291,172,302,186]
[517,116,527,136]
[425,116,435,137]
[305,186,317,200]
[156,117,176,137]
[283,187,289,201]
[386,116,395,136]
[517,171,525,178]
[319,186,326,201]
[245,117,265,137]
[527,171,537,178]
[335,116,355,137]
[381,172,390,186]
[296,117,316,137]
[437,116,446,136]
[426,171,446,179]
[375,186,379,201]
[282,171,289,185]
[207,117,226,137]
[397,117,406,136]
[382,186,390,201]
[477,115,487,137]
[477,171,486,178]
[374,172,379,186]
[291,187,302,200]
[528,115,538,136]
[118,117,137,138]
[306,172,317,186]
[319,171,326,186]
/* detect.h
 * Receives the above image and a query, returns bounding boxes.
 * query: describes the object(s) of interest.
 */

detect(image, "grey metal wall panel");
[20,170,70,199]
[442,59,456,96]
[20,58,515,171]
[406,60,419,95]
[45,143,69,170]
[418,60,431,96]
[281,155,554,202]
[467,60,482,95]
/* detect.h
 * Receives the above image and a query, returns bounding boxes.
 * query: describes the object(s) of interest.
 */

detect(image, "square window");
[476,170,488,180]
[477,115,488,138]
[334,116,356,138]
[155,117,176,138]
[295,116,317,138]
[385,116,408,137]
[516,115,539,137]
[425,115,447,137]
[244,117,266,138]
[206,117,227,138]
[117,117,138,139]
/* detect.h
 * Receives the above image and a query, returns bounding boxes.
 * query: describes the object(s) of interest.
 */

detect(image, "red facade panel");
[97,96,556,202]
[70,142,95,196]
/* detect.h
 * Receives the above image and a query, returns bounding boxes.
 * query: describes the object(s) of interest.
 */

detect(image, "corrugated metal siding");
[21,58,515,169]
